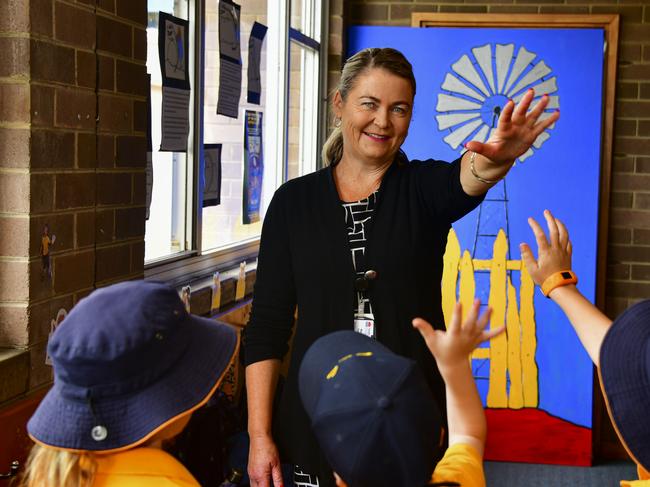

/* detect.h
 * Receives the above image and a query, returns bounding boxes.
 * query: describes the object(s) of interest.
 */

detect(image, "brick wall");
[0,0,147,408]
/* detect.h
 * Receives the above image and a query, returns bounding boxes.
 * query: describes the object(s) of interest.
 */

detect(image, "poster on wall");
[203,143,223,207]
[348,24,605,466]
[243,110,263,224]
[158,12,191,152]
[247,21,268,104]
[217,0,242,118]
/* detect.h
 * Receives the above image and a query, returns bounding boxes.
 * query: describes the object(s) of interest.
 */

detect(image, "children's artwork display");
[217,0,242,118]
[348,21,613,466]
[243,111,263,224]
[247,22,268,104]
[203,144,223,207]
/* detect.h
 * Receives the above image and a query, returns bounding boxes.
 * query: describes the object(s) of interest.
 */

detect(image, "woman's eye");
[362,102,375,109]
[392,106,407,114]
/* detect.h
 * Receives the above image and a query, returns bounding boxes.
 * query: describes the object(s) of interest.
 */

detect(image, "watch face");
[561,271,573,279]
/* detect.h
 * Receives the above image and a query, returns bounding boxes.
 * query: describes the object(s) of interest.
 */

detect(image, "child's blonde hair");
[19,444,97,487]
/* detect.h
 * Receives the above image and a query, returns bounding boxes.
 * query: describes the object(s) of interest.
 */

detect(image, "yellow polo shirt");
[93,447,199,487]
[621,464,650,486]
[430,443,485,487]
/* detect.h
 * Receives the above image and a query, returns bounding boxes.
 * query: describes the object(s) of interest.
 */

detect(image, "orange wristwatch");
[541,270,578,297]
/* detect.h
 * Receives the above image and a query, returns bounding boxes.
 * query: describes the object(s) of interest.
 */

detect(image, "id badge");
[354,314,375,338]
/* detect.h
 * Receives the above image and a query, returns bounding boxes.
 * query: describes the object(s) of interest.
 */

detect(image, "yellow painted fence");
[442,228,538,409]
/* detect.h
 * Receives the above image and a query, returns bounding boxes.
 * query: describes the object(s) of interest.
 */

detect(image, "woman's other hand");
[465,88,560,167]
[520,209,573,287]
[412,300,503,373]
[248,435,284,487]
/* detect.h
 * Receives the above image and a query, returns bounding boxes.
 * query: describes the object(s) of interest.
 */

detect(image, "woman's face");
[334,67,413,167]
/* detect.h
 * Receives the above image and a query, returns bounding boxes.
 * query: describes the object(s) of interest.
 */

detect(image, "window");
[144,1,326,273]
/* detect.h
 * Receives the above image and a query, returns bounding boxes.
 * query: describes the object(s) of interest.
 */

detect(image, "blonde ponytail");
[19,444,97,487]
[321,127,344,166]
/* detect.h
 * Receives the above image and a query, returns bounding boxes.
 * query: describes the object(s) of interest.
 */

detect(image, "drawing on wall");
[40,223,56,281]
[217,0,242,118]
[164,19,186,80]
[203,144,223,208]
[243,111,263,224]
[348,25,606,466]
[45,308,67,366]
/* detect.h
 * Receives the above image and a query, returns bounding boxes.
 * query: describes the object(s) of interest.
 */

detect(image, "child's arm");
[413,300,503,457]
[520,210,612,367]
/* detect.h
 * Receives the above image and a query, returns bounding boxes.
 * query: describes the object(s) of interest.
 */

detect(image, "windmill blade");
[452,54,491,97]
[533,131,551,149]
[495,44,514,94]
[443,118,483,149]
[436,112,481,130]
[503,46,536,94]
[441,73,486,101]
[507,61,552,97]
[472,44,496,94]
[436,93,483,112]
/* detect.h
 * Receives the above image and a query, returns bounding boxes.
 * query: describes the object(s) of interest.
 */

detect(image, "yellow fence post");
[442,229,461,329]
[487,230,508,408]
[520,264,539,407]
[507,276,524,409]
[459,250,475,323]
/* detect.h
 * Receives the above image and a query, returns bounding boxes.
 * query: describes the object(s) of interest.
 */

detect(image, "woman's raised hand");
[465,88,560,167]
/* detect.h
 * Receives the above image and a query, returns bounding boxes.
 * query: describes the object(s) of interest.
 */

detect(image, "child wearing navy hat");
[520,210,650,485]
[299,299,503,487]
[20,280,239,487]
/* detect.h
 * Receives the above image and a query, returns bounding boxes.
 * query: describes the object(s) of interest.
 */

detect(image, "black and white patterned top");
[342,192,377,337]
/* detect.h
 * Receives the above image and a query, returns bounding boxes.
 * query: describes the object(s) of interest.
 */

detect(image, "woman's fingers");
[519,242,538,274]
[463,299,480,331]
[543,209,560,248]
[556,218,569,250]
[482,325,506,342]
[532,110,560,136]
[476,307,493,332]
[497,98,515,127]
[527,217,549,252]
[526,94,549,125]
[512,88,535,122]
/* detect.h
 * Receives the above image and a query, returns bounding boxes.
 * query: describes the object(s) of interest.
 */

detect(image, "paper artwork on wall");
[203,144,223,208]
[243,110,263,224]
[217,0,242,118]
[247,22,268,105]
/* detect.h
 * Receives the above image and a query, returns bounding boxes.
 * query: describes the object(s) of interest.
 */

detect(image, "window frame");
[145,0,328,282]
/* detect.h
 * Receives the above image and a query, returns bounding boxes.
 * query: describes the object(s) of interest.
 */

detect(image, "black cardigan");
[244,156,484,484]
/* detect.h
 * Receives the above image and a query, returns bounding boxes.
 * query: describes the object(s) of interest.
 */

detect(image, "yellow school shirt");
[41,236,50,256]
[430,443,485,487]
[621,464,650,487]
[93,447,200,487]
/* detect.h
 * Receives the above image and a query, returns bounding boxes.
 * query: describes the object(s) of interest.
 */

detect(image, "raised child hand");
[413,300,503,371]
[520,209,573,287]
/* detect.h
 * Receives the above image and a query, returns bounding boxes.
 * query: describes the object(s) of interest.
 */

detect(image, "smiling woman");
[243,47,559,487]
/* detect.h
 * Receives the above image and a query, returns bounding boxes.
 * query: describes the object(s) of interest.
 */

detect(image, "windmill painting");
[348,24,606,465]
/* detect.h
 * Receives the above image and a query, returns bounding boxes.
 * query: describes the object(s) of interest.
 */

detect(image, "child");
[298,299,503,487]
[520,209,649,485]
[21,280,239,487]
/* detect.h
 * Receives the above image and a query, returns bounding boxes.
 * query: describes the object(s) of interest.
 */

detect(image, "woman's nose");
[373,108,390,128]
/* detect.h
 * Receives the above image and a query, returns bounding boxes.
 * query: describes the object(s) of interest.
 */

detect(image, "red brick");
[98,55,114,91]
[633,228,650,244]
[0,261,29,301]
[98,94,133,133]
[616,82,638,99]
[605,296,630,319]
[612,173,650,192]
[540,5,589,13]
[97,15,131,57]
[77,50,96,88]
[130,240,144,273]
[608,263,630,281]
[133,27,147,62]
[97,0,114,13]
[0,83,29,123]
[0,129,30,168]
[619,43,642,64]
[609,227,631,244]
[77,132,97,168]
[439,5,488,13]
[95,208,115,243]
[30,39,75,84]
[55,88,96,129]
[53,249,95,294]
[115,207,145,239]
[0,172,30,213]
[134,100,147,132]
[55,2,95,48]
[116,0,147,26]
[30,84,55,127]
[0,37,29,77]
[616,100,650,118]
[641,83,650,100]
[30,214,74,256]
[610,209,650,229]
[96,244,130,282]
[133,172,146,205]
[608,244,650,263]
[637,157,650,173]
[634,193,650,210]
[116,59,148,96]
[620,23,650,44]
[488,5,537,13]
[591,6,643,24]
[606,280,650,299]
[97,134,115,167]
[618,63,650,81]
[30,0,53,37]
[631,264,650,281]
[29,341,53,389]
[0,305,28,348]
[30,173,54,213]
[613,155,634,173]
[611,192,633,208]
[97,172,132,205]
[0,0,29,32]
[55,173,96,209]
[614,137,650,155]
[349,4,389,22]
[638,121,650,137]
[30,130,75,169]
[0,216,29,256]
[615,119,636,137]
[76,210,96,247]
[116,135,146,167]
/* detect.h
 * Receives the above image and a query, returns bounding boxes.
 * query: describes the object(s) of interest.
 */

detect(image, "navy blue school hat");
[298,330,442,487]
[599,299,650,472]
[28,280,239,452]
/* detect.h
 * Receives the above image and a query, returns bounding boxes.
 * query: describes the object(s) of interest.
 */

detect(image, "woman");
[245,47,558,487]
[21,281,238,486]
